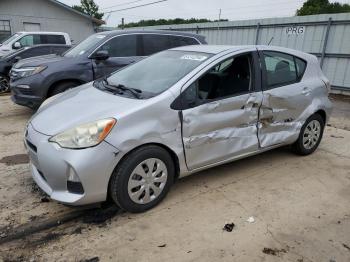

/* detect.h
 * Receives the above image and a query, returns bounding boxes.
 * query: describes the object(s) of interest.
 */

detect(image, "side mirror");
[13,42,21,49]
[92,50,109,60]
[14,56,22,62]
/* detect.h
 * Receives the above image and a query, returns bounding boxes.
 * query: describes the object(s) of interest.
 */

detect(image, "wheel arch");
[47,79,85,97]
[315,109,326,124]
[110,142,181,183]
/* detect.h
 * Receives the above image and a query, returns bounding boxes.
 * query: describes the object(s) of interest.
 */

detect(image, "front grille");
[19,89,33,95]
[26,139,37,153]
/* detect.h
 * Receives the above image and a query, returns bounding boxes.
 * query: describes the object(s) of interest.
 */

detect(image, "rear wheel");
[48,81,79,97]
[292,113,324,155]
[109,145,174,213]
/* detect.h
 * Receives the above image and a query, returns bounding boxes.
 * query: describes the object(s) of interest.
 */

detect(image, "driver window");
[97,35,137,57]
[183,53,253,106]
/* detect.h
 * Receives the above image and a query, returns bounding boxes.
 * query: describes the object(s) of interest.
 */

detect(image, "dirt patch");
[82,205,120,225]
[0,154,29,166]
[1,131,17,136]
[262,247,288,256]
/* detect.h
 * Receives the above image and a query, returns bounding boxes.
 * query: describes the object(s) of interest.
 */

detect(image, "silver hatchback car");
[25,45,332,213]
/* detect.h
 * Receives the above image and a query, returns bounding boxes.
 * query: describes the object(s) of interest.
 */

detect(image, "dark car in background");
[0,44,70,93]
[10,30,207,109]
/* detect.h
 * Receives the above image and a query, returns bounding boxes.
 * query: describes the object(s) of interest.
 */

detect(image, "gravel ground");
[0,93,349,262]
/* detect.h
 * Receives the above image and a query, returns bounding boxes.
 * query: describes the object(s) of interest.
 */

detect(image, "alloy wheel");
[127,158,168,204]
[303,120,321,150]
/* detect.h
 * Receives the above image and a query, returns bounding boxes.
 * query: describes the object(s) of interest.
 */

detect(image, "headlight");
[49,118,116,149]
[15,66,46,78]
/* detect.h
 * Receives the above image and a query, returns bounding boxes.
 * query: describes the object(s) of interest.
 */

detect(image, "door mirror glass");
[92,50,109,60]
[13,42,21,49]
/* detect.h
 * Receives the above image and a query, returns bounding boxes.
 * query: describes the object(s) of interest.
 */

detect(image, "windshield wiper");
[102,77,142,99]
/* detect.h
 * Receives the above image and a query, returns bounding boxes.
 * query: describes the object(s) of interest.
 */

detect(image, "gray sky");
[60,0,350,26]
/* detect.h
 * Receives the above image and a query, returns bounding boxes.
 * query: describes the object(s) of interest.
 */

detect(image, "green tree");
[72,0,104,20]
[120,18,228,28]
[296,0,350,16]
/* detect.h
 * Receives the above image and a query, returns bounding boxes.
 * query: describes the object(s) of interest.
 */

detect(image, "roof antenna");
[268,37,274,46]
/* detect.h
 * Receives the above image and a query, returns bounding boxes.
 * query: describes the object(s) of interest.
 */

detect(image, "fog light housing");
[67,167,84,194]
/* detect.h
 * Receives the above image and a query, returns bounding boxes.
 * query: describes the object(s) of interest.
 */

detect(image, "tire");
[109,145,175,213]
[0,74,10,93]
[48,82,79,97]
[292,113,325,155]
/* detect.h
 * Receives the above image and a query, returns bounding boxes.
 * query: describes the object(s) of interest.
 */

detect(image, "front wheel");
[109,145,175,213]
[292,113,325,155]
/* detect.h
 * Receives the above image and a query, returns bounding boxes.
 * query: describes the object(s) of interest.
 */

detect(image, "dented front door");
[182,93,262,170]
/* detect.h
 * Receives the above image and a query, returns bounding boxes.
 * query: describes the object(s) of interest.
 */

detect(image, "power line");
[105,0,168,14]
[101,0,145,10]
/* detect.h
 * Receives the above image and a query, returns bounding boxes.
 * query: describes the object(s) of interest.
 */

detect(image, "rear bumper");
[25,123,123,205]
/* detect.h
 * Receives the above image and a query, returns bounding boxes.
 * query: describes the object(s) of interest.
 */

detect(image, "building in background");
[0,0,104,44]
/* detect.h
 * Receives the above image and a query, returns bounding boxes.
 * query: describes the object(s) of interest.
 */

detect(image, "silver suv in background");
[0,31,71,57]
[25,45,332,213]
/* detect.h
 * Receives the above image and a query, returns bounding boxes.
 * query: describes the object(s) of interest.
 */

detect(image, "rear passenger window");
[263,51,299,88]
[142,34,170,56]
[99,35,137,57]
[41,35,66,44]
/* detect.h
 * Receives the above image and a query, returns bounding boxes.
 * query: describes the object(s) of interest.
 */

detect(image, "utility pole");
[121,18,125,29]
[218,8,221,21]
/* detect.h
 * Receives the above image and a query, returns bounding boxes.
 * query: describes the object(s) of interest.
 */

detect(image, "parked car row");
[0,44,70,92]
[9,30,207,108]
[0,31,71,57]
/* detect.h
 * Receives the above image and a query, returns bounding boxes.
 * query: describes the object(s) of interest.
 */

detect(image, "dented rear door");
[257,50,312,147]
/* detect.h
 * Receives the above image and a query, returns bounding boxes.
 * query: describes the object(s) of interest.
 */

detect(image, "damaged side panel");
[258,79,323,148]
[182,93,262,170]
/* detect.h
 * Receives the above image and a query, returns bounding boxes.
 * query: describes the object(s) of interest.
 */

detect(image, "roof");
[48,0,105,26]
[98,29,205,42]
[172,45,252,54]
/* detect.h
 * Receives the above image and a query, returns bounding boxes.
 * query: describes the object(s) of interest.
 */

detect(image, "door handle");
[302,87,311,95]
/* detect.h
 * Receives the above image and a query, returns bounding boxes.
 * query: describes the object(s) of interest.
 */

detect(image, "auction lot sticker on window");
[285,26,305,35]
[181,54,208,61]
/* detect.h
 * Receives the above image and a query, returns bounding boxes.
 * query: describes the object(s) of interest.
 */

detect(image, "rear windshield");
[106,50,212,96]
[64,34,106,57]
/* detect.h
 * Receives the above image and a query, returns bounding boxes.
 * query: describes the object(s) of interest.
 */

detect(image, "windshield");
[105,50,212,96]
[64,34,107,57]
[1,33,22,45]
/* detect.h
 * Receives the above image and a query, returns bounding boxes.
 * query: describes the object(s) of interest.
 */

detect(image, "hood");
[30,84,145,136]
[13,54,73,68]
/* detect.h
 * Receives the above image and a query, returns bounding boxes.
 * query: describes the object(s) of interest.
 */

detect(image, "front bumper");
[10,74,47,109]
[25,123,122,205]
